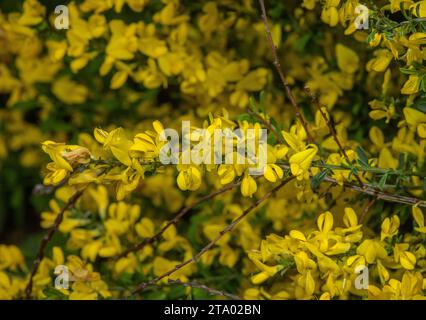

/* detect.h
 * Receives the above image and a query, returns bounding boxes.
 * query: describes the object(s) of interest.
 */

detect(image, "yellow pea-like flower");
[263,164,283,183]
[289,145,318,180]
[241,173,257,197]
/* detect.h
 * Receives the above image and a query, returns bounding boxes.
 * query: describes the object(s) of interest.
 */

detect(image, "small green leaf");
[42,287,68,300]
[259,91,266,113]
[249,96,258,113]
[356,146,369,168]
[310,170,328,190]
[378,173,388,190]
[270,117,285,143]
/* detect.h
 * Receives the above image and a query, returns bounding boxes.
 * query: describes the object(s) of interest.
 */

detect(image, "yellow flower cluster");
[0,0,426,300]
[245,207,426,300]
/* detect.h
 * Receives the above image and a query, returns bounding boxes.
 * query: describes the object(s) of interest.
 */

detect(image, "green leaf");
[11,187,24,227]
[310,170,328,190]
[356,146,369,168]
[42,287,68,300]
[269,117,285,143]
[259,91,266,113]
[168,285,186,299]
[235,113,253,122]
[12,100,39,111]
[412,97,426,112]
[378,173,389,190]
[249,96,258,113]
[188,214,211,248]
[192,287,213,300]
[293,34,311,53]
[400,68,418,75]
[145,290,168,300]
[398,153,408,170]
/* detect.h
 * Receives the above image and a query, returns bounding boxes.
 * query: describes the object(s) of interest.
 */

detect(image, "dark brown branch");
[304,86,364,187]
[328,176,426,207]
[360,198,376,223]
[278,163,426,207]
[115,181,242,259]
[258,0,314,143]
[248,108,285,144]
[167,279,241,300]
[24,189,84,299]
[130,175,295,296]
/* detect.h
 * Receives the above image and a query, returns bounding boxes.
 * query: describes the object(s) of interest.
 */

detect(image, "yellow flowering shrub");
[0,0,425,300]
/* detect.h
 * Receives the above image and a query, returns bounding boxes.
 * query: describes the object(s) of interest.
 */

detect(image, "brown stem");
[258,0,314,143]
[360,198,376,223]
[327,176,426,207]
[167,279,241,300]
[304,86,364,187]
[24,189,84,299]
[130,176,295,296]
[115,181,242,259]
[278,163,426,207]
[248,109,285,144]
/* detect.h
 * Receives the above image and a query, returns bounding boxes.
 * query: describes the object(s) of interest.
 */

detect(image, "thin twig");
[360,198,376,223]
[248,108,285,144]
[25,189,84,299]
[327,176,426,207]
[278,163,426,207]
[167,279,241,300]
[258,0,314,143]
[115,181,242,259]
[130,176,295,296]
[304,86,364,187]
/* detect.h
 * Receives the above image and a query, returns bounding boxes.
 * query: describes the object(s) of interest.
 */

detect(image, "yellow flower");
[139,37,168,58]
[357,239,387,264]
[381,215,400,241]
[368,100,395,123]
[158,52,184,76]
[217,164,236,185]
[412,206,426,233]
[412,1,426,17]
[321,7,339,27]
[135,217,155,238]
[394,244,417,270]
[401,75,421,95]
[0,245,26,271]
[303,0,317,10]
[289,144,318,180]
[263,164,284,183]
[105,20,138,61]
[403,107,426,138]
[52,77,89,104]
[176,165,202,191]
[95,127,133,166]
[46,40,68,62]
[41,141,90,185]
[366,49,394,72]
[336,44,359,74]
[114,254,137,274]
[248,252,281,285]
[241,172,257,197]
[18,0,46,26]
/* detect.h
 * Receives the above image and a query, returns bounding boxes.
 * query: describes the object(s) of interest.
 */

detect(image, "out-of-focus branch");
[304,86,364,187]
[258,0,314,143]
[115,181,242,259]
[360,198,377,223]
[24,189,84,299]
[130,176,295,296]
[167,279,241,300]
[277,163,426,207]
